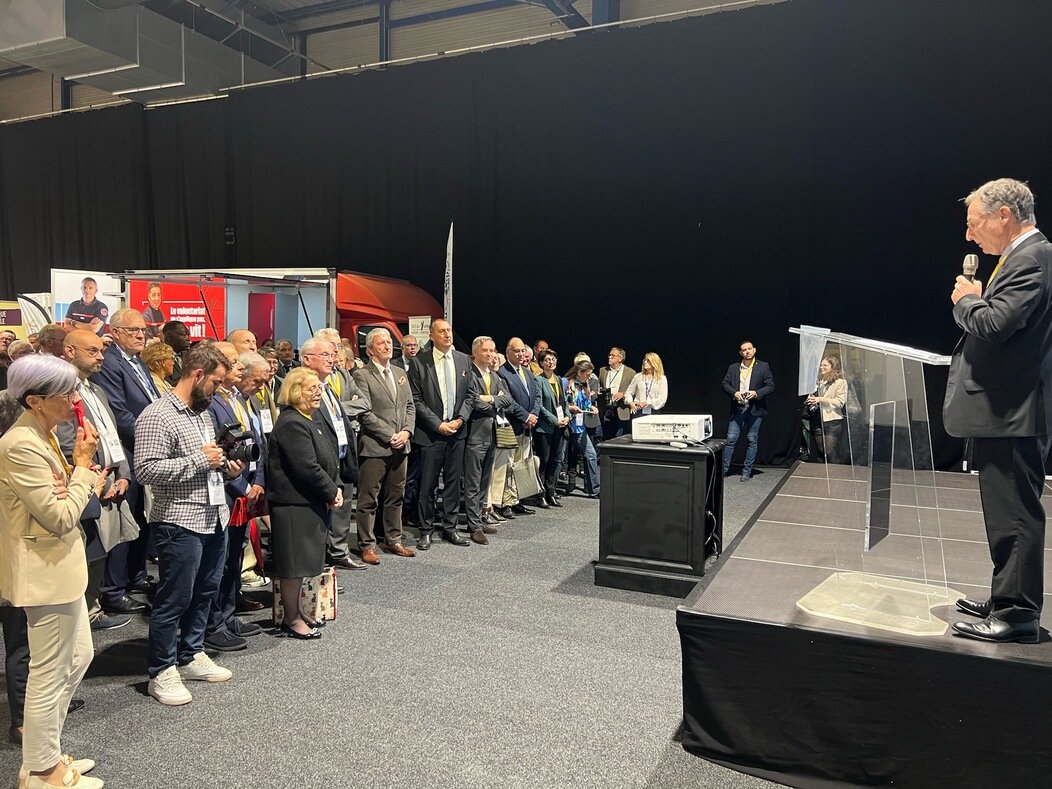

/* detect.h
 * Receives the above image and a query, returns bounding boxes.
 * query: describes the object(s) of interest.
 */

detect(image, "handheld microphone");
[963,253,979,282]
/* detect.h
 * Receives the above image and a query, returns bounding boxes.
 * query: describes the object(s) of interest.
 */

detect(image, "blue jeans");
[573,429,600,495]
[148,521,227,678]
[207,524,247,638]
[724,411,763,477]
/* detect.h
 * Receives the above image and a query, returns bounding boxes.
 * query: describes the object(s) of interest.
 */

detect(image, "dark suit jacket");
[266,407,339,507]
[353,363,416,458]
[207,391,266,506]
[466,366,514,447]
[91,345,157,450]
[721,360,775,417]
[316,382,359,483]
[535,372,569,434]
[410,347,473,446]
[498,362,541,434]
[944,232,1052,438]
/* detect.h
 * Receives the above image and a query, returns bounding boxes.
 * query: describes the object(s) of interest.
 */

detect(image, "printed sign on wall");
[128,279,226,341]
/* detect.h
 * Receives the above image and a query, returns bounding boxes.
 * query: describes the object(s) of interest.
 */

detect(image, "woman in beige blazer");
[0,355,105,789]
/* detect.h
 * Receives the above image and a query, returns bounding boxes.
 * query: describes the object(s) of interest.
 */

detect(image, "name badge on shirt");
[556,406,565,421]
[333,418,349,450]
[103,430,127,465]
[575,412,584,427]
[208,471,225,506]
[259,408,274,434]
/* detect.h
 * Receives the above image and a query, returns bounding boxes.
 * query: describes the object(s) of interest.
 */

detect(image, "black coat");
[266,407,339,508]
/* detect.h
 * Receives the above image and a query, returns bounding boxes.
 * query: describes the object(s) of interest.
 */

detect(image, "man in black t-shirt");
[65,277,109,336]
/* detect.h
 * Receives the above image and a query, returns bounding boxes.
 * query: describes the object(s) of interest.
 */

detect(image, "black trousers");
[418,436,466,533]
[101,479,149,606]
[0,605,28,729]
[532,429,565,499]
[973,434,1051,623]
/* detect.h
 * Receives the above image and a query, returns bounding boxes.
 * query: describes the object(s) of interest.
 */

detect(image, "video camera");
[216,422,261,464]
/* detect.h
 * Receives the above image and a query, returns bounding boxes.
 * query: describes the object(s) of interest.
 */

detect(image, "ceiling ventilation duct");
[0,0,282,102]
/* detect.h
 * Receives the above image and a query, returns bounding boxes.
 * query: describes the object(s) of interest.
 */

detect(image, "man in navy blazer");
[90,308,158,615]
[944,179,1052,644]
[202,343,267,651]
[497,337,541,516]
[721,341,775,481]
[409,319,472,550]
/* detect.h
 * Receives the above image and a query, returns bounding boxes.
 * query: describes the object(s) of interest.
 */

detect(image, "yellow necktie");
[483,374,491,395]
[987,254,1008,286]
[328,373,342,399]
[518,367,527,386]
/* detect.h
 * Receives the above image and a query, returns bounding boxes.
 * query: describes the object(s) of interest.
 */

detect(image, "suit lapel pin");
[398,376,407,386]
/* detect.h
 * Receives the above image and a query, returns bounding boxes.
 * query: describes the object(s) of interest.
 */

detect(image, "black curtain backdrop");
[2,0,1052,466]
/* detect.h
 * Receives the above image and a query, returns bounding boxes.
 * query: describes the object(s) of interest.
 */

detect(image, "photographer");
[202,343,265,652]
[135,342,243,707]
[567,361,601,498]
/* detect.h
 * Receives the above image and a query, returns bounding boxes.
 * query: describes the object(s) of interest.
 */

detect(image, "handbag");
[495,423,517,449]
[271,566,338,626]
[511,433,543,499]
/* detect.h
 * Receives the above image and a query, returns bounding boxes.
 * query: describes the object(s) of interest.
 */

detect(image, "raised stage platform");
[678,461,1052,788]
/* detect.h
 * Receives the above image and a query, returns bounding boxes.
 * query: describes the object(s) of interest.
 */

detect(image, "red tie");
[72,399,87,430]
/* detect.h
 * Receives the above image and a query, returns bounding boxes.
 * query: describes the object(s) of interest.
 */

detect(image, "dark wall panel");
[2,0,1051,465]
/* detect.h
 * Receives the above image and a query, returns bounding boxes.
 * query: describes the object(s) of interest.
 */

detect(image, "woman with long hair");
[624,352,668,416]
[806,355,848,463]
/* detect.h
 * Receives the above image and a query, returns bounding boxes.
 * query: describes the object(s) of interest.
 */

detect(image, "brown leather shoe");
[360,548,381,565]
[481,524,498,534]
[381,542,416,558]
[470,531,489,545]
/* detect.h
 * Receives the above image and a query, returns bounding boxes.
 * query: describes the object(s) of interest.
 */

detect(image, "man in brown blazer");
[351,328,417,564]
[598,347,636,440]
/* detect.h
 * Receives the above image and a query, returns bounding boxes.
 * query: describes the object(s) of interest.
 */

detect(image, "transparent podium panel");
[790,327,962,636]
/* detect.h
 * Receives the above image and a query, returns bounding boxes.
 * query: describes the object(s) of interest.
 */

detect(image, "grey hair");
[5,354,79,406]
[0,392,24,436]
[8,340,34,359]
[365,327,391,350]
[471,335,494,354]
[109,308,143,328]
[965,178,1036,225]
[300,337,330,357]
[314,328,341,344]
[239,351,269,374]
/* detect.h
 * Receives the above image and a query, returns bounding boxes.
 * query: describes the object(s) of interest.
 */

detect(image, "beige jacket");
[0,410,96,607]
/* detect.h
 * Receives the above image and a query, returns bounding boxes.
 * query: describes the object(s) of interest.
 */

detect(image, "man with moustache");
[143,282,166,339]
[59,330,136,631]
[352,328,417,562]
[598,347,636,440]
[136,342,242,706]
[300,337,365,570]
[410,319,472,549]
[92,308,158,616]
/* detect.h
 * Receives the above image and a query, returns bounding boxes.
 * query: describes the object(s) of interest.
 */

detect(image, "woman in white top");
[806,355,848,463]
[625,353,668,415]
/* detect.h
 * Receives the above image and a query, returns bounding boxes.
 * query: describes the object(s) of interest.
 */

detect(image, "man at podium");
[944,178,1052,644]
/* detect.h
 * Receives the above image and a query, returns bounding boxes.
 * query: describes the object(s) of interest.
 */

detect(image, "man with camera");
[598,347,635,440]
[135,342,244,706]
[202,342,266,652]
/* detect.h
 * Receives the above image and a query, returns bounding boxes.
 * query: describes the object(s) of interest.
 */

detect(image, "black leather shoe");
[547,495,562,508]
[442,529,470,547]
[951,617,1040,644]
[204,630,248,652]
[511,503,534,515]
[956,598,992,619]
[417,532,432,551]
[67,698,85,714]
[534,498,551,509]
[329,555,367,571]
[103,594,147,614]
[482,512,502,525]
[498,506,516,519]
[236,593,265,613]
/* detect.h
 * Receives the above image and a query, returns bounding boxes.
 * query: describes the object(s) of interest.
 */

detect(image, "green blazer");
[534,372,568,434]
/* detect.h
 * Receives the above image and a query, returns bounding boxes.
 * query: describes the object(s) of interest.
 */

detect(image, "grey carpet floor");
[1,469,786,789]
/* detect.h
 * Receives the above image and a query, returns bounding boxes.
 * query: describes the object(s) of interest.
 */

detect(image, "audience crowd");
[0,314,671,788]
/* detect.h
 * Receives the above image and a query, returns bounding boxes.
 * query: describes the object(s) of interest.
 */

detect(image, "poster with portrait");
[51,270,124,337]
[128,279,226,341]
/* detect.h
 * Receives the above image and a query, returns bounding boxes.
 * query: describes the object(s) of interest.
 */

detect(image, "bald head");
[226,329,257,354]
[63,329,106,378]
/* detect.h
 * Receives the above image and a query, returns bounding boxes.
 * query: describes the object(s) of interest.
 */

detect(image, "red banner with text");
[128,280,226,341]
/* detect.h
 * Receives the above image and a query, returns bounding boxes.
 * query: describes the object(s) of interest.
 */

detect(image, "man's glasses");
[70,346,104,357]
[115,327,147,336]
[305,352,335,360]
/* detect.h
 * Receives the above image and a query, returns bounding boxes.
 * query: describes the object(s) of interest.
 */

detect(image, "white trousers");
[22,598,93,772]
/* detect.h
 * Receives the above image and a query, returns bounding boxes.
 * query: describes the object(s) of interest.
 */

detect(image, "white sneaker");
[240,571,270,588]
[178,652,232,683]
[148,665,193,705]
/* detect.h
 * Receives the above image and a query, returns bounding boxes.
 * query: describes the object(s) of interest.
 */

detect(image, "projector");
[631,414,713,443]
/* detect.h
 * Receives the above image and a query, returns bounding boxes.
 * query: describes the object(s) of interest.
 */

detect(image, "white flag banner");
[443,221,453,324]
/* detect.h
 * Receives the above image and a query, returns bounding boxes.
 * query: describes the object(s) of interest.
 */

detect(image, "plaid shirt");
[135,392,228,534]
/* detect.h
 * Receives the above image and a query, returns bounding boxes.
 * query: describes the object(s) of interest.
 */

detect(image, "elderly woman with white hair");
[0,355,106,789]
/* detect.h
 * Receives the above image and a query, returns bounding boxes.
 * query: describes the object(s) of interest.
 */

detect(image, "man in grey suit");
[409,319,472,550]
[352,328,417,563]
[945,178,1052,644]
[393,334,422,524]
[463,336,514,544]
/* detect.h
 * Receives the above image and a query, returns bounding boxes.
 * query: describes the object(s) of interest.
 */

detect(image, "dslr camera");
[216,422,261,464]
